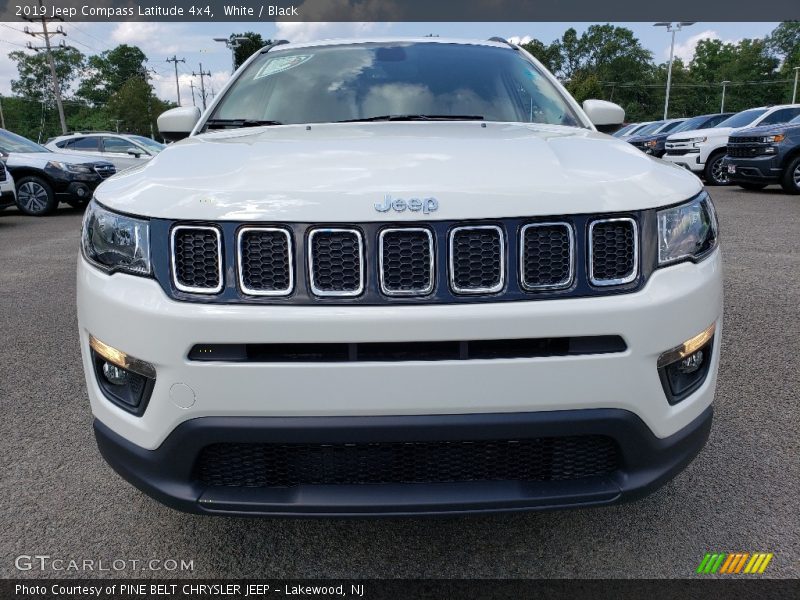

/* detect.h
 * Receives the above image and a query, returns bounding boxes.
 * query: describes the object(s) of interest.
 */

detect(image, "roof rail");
[488,37,514,47]
[260,40,290,54]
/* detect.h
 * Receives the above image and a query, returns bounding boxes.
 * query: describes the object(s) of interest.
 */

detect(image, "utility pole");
[166,55,186,106]
[654,22,695,120]
[0,95,5,129]
[23,0,68,134]
[720,80,731,113]
[192,63,211,110]
[189,80,197,107]
[793,67,799,104]
[214,36,249,74]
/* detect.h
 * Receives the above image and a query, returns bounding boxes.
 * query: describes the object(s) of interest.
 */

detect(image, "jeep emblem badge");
[375,195,438,214]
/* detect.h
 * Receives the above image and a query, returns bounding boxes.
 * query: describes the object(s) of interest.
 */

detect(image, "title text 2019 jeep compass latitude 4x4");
[78,39,722,516]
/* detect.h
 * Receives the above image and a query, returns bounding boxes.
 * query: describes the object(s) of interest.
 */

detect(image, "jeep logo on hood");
[375,195,438,214]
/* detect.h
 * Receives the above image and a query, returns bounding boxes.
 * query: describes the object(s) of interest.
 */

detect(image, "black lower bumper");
[93,407,713,517]
[723,156,782,183]
[0,190,15,209]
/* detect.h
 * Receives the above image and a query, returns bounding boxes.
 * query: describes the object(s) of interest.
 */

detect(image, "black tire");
[703,152,730,186]
[15,176,57,216]
[65,198,89,209]
[780,156,800,195]
[738,182,768,191]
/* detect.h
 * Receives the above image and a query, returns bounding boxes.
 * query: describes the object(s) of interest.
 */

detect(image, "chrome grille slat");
[520,222,574,290]
[588,218,638,286]
[308,228,365,297]
[379,228,434,296]
[237,227,294,296]
[171,225,223,294]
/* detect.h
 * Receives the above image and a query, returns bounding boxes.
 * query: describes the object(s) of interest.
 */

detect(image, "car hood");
[730,122,800,137]
[96,122,702,222]
[667,127,735,142]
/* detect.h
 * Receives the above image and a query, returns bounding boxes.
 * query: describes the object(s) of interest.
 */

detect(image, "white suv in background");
[78,38,722,516]
[664,104,800,185]
[46,133,165,172]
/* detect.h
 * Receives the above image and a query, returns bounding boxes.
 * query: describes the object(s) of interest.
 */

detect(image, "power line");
[192,63,211,109]
[166,55,186,106]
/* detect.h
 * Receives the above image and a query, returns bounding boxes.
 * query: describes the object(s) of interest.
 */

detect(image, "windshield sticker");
[254,55,313,79]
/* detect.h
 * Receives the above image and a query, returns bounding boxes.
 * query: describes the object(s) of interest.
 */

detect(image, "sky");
[0,21,781,105]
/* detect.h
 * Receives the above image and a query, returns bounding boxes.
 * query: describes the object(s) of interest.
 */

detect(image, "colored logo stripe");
[698,552,773,574]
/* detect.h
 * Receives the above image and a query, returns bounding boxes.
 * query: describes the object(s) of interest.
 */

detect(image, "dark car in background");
[627,113,732,158]
[723,114,800,193]
[0,128,116,216]
[627,118,688,157]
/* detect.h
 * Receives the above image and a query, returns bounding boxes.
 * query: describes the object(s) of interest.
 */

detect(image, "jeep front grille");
[379,228,434,296]
[165,213,646,303]
[195,435,621,488]
[589,218,638,286]
[238,227,293,296]
[449,225,504,294]
[171,226,223,294]
[308,228,364,297]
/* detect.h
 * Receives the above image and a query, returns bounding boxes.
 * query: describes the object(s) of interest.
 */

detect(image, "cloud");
[507,35,532,45]
[667,30,741,62]
[110,22,215,56]
[274,21,389,44]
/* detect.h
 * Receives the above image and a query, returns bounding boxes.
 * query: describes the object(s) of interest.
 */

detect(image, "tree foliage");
[78,44,150,105]
[232,32,271,69]
[9,46,84,102]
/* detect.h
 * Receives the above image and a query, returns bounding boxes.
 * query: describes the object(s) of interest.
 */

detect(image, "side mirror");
[583,99,625,134]
[126,148,144,157]
[157,106,201,142]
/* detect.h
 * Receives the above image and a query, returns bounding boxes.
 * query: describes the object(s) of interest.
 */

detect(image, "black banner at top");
[1,0,799,22]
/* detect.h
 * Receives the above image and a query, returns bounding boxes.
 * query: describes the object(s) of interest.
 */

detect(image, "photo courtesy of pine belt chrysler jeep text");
[78,39,723,516]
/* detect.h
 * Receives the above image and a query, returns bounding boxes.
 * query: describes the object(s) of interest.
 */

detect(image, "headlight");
[81,200,151,275]
[657,193,719,266]
[47,160,93,174]
[687,137,707,143]
[644,140,658,148]
[761,134,784,143]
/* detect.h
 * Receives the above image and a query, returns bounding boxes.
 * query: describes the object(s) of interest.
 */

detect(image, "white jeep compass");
[78,38,722,516]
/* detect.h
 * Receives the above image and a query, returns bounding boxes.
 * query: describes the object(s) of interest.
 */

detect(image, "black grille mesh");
[381,229,433,294]
[240,229,292,293]
[173,228,221,291]
[727,146,765,158]
[195,435,620,488]
[522,224,572,288]
[451,227,503,292]
[591,220,636,283]
[310,230,362,293]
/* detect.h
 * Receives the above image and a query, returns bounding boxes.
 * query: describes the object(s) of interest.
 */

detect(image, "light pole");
[654,22,695,120]
[793,67,799,104]
[720,80,731,113]
[214,36,250,74]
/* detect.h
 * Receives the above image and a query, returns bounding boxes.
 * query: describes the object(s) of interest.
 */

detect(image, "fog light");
[102,361,129,385]
[89,335,156,416]
[658,324,715,405]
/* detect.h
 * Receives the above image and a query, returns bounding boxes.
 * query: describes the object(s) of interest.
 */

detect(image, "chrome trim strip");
[170,225,224,294]
[448,225,505,295]
[378,227,435,297]
[307,228,365,297]
[237,227,294,297]
[519,222,575,291]
[588,217,639,287]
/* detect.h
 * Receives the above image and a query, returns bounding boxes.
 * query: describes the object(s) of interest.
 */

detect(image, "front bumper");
[94,406,713,516]
[722,155,782,184]
[663,152,703,172]
[0,188,15,209]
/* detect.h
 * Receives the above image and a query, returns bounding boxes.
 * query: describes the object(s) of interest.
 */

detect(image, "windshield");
[130,135,165,152]
[612,123,638,137]
[656,120,685,134]
[670,116,707,134]
[208,42,583,128]
[632,121,665,137]
[0,129,50,153]
[790,115,800,125]
[717,109,768,129]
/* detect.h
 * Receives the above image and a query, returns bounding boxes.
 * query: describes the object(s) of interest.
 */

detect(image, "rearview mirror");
[126,148,144,157]
[157,106,201,142]
[583,100,625,134]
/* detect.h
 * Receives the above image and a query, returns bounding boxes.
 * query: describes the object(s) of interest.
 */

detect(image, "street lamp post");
[654,22,695,120]
[793,67,799,104]
[720,80,731,113]
[214,36,250,74]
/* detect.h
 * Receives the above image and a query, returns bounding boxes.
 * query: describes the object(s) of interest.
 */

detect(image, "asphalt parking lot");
[0,186,798,579]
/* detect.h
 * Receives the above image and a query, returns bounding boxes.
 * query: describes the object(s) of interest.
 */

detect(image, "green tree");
[519,38,562,74]
[8,46,85,102]
[232,32,271,69]
[78,44,150,105]
[106,77,171,136]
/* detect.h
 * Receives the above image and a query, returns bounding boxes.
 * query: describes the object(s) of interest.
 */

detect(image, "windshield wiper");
[336,114,485,123]
[204,118,283,130]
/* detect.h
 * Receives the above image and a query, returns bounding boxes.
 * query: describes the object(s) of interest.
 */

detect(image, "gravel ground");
[0,186,798,579]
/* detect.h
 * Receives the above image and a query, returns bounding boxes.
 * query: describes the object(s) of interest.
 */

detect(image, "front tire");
[780,156,800,195]
[704,152,730,186]
[738,182,767,191]
[15,176,57,216]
